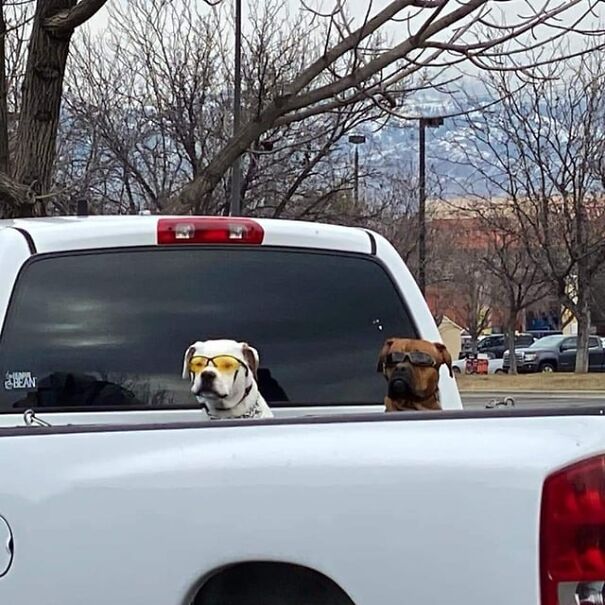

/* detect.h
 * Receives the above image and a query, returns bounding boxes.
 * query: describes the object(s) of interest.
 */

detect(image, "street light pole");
[418,119,427,296]
[354,145,359,206]
[417,116,443,297]
[229,0,242,216]
[348,134,366,207]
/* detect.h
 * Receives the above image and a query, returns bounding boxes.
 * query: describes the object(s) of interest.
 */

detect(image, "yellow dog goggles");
[188,355,247,374]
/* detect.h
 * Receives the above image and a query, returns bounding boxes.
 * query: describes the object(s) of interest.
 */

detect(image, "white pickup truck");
[0,216,602,605]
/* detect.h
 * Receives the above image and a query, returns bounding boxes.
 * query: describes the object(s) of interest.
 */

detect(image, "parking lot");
[462,391,605,409]
[458,373,605,409]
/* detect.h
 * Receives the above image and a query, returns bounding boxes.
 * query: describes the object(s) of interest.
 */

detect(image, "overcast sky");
[87,0,604,66]
[89,0,603,33]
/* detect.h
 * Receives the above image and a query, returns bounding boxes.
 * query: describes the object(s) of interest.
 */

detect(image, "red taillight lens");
[157,217,264,245]
[541,455,605,605]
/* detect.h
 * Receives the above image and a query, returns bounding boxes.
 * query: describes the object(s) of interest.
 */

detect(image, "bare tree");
[456,52,605,372]
[363,172,419,260]
[58,0,229,214]
[481,224,552,373]
[454,254,492,355]
[2,0,604,218]
[60,0,387,220]
[162,0,605,213]
[0,0,110,217]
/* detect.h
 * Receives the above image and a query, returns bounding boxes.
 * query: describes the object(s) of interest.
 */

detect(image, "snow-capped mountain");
[355,91,498,196]
[357,86,596,197]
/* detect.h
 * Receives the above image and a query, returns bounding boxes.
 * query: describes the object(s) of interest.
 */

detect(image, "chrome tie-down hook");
[485,396,516,409]
[23,409,52,427]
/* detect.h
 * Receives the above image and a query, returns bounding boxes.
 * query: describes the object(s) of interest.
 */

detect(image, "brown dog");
[377,338,453,411]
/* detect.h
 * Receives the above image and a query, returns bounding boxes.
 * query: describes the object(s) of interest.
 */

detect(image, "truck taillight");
[541,455,605,605]
[157,217,264,245]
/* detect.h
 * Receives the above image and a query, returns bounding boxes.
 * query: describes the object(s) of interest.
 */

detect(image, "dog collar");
[235,383,253,406]
[206,400,264,420]
[235,401,265,419]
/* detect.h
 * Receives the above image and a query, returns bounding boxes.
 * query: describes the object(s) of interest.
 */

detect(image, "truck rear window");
[0,247,416,411]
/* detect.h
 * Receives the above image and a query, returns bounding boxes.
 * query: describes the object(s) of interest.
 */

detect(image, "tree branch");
[287,0,422,97]
[0,171,34,209]
[44,0,109,35]
[284,0,487,114]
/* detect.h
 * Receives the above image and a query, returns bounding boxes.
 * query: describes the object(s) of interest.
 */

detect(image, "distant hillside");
[358,92,510,197]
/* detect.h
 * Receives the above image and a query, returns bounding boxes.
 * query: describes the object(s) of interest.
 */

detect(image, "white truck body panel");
[0,216,372,254]
[0,414,603,604]
[1,216,604,605]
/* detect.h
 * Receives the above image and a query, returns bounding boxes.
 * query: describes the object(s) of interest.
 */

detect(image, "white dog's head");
[182,339,260,415]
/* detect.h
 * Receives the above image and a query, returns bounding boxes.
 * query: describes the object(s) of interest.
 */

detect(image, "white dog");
[182,339,273,420]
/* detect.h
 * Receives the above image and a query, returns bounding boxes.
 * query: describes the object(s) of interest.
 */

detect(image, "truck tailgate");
[0,413,604,605]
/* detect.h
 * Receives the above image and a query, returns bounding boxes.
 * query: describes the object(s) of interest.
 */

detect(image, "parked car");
[503,334,605,373]
[458,334,488,359]
[476,332,535,359]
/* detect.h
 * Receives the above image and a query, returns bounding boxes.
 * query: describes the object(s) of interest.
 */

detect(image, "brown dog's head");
[376,338,452,411]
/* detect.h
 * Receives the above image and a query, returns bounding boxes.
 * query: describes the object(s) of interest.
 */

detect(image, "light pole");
[229,0,242,216]
[348,134,366,206]
[418,116,443,296]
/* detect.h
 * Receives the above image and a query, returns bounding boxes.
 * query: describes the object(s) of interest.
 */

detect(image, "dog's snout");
[200,370,216,386]
[388,378,409,398]
[387,364,412,399]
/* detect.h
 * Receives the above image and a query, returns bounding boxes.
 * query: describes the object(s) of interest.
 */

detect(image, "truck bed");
[1,407,604,605]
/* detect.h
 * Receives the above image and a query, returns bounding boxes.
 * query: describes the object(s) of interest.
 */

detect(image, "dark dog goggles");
[385,351,437,368]
[189,355,247,374]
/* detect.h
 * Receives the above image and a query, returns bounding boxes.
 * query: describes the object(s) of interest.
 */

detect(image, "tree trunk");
[575,285,591,373]
[506,313,518,375]
[470,334,478,356]
[0,0,8,174]
[11,0,76,216]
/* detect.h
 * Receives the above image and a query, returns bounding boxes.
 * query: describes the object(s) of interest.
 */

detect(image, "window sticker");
[4,371,37,391]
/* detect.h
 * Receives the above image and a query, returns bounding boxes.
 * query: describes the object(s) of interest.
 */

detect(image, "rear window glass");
[0,247,416,411]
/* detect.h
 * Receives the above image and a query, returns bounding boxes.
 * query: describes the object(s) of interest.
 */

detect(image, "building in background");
[436,315,464,359]
[422,198,563,335]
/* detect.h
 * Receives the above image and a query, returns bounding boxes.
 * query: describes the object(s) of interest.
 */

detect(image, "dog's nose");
[388,365,412,399]
[200,371,216,387]
[388,378,409,398]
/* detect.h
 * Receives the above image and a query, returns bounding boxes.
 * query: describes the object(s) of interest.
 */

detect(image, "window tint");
[589,336,600,348]
[0,248,416,411]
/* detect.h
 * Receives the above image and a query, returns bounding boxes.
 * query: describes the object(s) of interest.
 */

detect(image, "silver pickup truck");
[0,216,602,605]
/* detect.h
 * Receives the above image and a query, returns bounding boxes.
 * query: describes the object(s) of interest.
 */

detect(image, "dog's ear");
[182,345,196,380]
[241,342,259,378]
[376,338,395,373]
[434,342,453,378]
